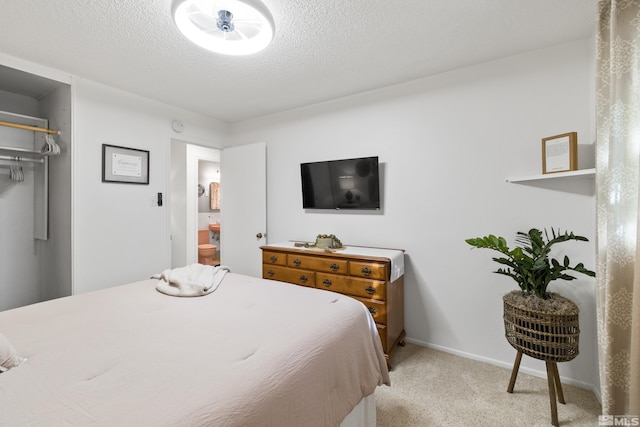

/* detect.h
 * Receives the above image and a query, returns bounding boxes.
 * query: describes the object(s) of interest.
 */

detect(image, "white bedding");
[0,273,389,426]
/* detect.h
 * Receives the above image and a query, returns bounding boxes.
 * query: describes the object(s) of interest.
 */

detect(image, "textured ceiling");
[0,0,598,123]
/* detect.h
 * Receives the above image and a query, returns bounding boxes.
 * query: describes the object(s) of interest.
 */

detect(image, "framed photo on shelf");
[102,144,149,184]
[541,132,577,174]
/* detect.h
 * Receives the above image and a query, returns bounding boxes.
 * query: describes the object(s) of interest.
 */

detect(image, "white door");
[220,142,266,277]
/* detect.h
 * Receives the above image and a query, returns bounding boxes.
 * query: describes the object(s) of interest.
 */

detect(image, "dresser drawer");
[353,296,387,325]
[262,251,287,266]
[287,254,348,275]
[263,265,316,288]
[316,273,386,301]
[349,261,387,280]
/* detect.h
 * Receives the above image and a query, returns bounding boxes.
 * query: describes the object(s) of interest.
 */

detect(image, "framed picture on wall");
[210,182,220,210]
[102,144,150,184]
[541,132,577,174]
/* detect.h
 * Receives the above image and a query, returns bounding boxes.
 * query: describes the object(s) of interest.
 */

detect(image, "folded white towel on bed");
[0,333,26,372]
[154,264,231,297]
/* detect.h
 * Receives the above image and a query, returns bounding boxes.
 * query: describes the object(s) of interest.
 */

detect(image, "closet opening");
[0,64,72,311]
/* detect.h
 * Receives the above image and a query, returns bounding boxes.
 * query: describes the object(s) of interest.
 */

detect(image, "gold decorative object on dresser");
[261,242,405,368]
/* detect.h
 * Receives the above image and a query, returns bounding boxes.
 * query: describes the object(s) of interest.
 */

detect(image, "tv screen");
[300,156,380,210]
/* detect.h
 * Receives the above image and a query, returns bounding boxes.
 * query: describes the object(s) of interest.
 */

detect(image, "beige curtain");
[595,0,640,416]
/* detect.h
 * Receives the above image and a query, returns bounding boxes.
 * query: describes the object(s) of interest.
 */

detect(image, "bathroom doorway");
[197,159,221,265]
[169,139,220,269]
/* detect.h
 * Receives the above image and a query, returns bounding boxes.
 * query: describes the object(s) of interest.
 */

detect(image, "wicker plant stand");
[503,292,580,427]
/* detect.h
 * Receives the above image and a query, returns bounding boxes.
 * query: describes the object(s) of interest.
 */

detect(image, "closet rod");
[0,120,60,135]
[0,155,43,164]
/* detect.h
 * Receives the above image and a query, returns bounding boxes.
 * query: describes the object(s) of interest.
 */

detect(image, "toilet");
[198,229,217,265]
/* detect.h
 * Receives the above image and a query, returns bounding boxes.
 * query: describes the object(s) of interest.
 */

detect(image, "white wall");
[230,39,599,393]
[73,79,228,293]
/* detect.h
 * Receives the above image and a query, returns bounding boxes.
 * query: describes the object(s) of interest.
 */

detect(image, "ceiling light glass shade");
[172,0,274,56]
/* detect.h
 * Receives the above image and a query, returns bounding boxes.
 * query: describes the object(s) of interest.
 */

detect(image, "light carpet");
[375,343,602,426]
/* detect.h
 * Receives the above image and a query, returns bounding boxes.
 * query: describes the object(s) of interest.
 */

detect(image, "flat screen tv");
[300,156,380,210]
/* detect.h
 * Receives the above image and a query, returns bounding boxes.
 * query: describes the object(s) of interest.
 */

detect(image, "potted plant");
[465,228,594,296]
[465,228,595,426]
[466,228,595,361]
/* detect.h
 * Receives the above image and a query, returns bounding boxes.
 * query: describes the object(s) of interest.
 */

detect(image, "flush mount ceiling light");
[172,0,274,56]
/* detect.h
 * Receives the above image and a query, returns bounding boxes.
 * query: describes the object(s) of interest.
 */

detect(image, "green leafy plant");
[465,228,595,299]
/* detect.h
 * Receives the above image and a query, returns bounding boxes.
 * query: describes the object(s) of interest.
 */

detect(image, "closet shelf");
[506,168,595,183]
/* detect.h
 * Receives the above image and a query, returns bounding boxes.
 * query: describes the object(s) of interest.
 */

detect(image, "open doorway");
[170,139,220,269]
[197,159,221,265]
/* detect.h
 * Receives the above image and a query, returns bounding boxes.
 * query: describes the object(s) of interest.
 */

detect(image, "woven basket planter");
[503,291,580,362]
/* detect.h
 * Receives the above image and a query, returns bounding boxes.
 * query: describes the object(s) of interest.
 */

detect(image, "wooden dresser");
[261,243,405,367]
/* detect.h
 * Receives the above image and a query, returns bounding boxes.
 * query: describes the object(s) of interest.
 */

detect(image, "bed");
[0,272,390,426]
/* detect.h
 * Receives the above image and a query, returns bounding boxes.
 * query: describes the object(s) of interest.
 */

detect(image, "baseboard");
[404,337,602,403]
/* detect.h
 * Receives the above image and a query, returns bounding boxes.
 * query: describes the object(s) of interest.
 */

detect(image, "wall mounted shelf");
[506,168,595,183]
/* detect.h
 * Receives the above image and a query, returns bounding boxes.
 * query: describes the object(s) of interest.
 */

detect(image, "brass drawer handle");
[322,279,332,287]
[269,255,278,263]
[299,275,308,283]
[330,263,339,271]
[293,258,301,266]
[267,270,275,277]
[368,307,377,315]
[361,267,372,276]
[365,285,376,295]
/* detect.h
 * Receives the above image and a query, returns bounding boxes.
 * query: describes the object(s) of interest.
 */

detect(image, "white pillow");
[0,332,25,372]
